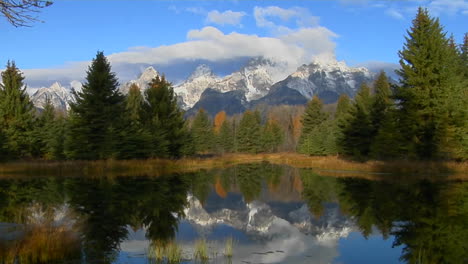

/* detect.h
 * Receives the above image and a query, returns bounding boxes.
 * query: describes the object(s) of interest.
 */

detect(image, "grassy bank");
[0,153,466,180]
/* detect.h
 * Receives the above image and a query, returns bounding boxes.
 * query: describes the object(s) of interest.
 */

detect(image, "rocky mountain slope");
[31,82,74,110]
[30,58,375,114]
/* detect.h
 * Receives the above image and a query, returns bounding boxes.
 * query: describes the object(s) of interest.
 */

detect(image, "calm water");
[0,163,467,264]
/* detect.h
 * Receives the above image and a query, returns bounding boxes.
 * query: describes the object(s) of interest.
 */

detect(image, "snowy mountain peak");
[275,59,375,103]
[139,66,159,82]
[31,82,73,111]
[188,64,214,80]
[120,66,159,94]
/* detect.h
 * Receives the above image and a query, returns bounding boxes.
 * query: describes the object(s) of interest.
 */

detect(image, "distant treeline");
[0,8,466,161]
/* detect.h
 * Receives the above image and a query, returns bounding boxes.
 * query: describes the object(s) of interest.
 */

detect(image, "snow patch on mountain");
[175,58,289,109]
[282,59,374,101]
[120,66,159,94]
[31,82,74,110]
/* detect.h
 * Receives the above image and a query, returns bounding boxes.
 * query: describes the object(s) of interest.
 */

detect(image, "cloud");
[429,0,468,16]
[385,8,405,20]
[341,0,468,19]
[21,6,338,89]
[206,10,246,26]
[254,6,319,30]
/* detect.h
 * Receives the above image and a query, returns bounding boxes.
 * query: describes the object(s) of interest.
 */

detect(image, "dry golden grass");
[0,224,80,264]
[0,152,466,180]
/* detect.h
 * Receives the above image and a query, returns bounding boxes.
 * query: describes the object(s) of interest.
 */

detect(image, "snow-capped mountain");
[31,82,74,111]
[273,60,374,104]
[175,58,288,109]
[183,194,354,240]
[174,64,219,109]
[29,58,375,114]
[120,66,159,94]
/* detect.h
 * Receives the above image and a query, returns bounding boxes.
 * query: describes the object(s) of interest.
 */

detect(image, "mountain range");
[30,57,375,116]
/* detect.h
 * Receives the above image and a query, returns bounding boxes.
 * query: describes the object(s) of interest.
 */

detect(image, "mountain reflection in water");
[0,163,466,263]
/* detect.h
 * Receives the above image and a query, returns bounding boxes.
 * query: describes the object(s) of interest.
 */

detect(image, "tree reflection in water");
[0,165,466,263]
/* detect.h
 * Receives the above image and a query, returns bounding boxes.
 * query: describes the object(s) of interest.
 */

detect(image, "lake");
[0,162,466,263]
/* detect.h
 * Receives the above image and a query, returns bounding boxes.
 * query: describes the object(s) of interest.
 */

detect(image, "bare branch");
[0,0,53,27]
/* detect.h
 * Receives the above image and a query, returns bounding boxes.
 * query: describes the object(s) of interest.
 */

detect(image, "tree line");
[298,8,467,161]
[0,8,466,161]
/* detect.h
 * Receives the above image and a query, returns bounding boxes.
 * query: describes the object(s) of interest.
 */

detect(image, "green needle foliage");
[237,110,262,153]
[143,76,189,158]
[191,108,214,153]
[395,8,467,159]
[0,60,35,159]
[65,51,125,160]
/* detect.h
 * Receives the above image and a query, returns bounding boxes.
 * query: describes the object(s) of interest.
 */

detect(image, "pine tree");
[191,108,214,153]
[262,119,283,152]
[437,35,468,159]
[339,83,373,159]
[370,71,392,135]
[335,94,351,120]
[65,52,124,160]
[34,98,60,159]
[461,33,468,78]
[395,8,461,159]
[238,110,262,153]
[142,76,189,158]
[0,61,34,159]
[298,96,328,155]
[117,84,153,159]
[218,118,234,153]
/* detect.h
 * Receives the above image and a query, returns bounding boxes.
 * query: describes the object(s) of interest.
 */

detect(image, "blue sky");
[1,0,466,87]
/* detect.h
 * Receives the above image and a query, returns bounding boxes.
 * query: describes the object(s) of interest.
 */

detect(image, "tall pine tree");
[298,96,328,155]
[237,110,262,153]
[117,84,153,159]
[191,108,214,153]
[65,52,124,160]
[0,61,34,159]
[339,83,373,159]
[395,8,460,159]
[142,76,189,158]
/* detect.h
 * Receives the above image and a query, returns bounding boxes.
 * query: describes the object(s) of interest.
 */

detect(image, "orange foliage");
[292,114,302,141]
[214,176,227,198]
[213,111,227,134]
[292,174,303,193]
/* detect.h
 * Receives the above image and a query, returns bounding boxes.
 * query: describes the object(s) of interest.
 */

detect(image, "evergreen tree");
[298,96,328,155]
[370,110,405,159]
[65,51,124,160]
[335,94,351,119]
[191,108,214,153]
[34,98,65,159]
[142,76,189,158]
[262,119,283,152]
[218,118,234,153]
[437,35,468,159]
[395,8,461,159]
[0,60,34,159]
[117,84,152,159]
[339,83,373,159]
[237,110,262,153]
[461,33,468,78]
[370,71,392,135]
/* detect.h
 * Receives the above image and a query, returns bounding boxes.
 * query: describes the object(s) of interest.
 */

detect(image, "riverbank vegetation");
[0,8,466,170]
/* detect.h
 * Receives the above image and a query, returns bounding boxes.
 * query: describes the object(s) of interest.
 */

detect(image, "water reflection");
[0,163,466,263]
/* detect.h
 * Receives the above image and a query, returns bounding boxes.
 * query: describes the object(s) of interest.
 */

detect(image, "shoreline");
[0,153,466,180]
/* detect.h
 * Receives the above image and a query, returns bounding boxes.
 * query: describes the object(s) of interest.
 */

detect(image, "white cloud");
[206,10,246,26]
[254,6,319,30]
[385,8,405,20]
[185,7,206,15]
[108,25,337,68]
[22,6,339,89]
[429,0,468,16]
